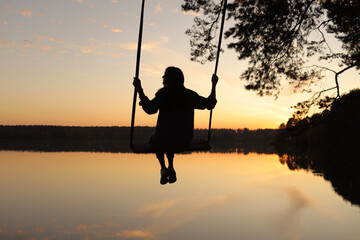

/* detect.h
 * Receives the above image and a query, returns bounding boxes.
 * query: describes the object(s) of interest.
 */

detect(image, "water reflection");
[278,152,360,207]
[1,151,360,240]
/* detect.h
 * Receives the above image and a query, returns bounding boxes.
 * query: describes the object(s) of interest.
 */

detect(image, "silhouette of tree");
[182,0,359,100]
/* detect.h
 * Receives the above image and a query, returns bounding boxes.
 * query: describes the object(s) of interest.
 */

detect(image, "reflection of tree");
[278,154,311,171]
[278,152,360,207]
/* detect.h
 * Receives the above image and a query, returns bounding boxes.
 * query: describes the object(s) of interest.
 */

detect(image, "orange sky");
[0,0,358,129]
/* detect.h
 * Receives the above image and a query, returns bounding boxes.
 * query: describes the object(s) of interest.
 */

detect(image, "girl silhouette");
[133,66,218,184]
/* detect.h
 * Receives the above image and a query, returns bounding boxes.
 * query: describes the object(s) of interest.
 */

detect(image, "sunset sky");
[1,0,358,129]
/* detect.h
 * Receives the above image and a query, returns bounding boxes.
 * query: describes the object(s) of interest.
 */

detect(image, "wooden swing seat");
[131,139,211,153]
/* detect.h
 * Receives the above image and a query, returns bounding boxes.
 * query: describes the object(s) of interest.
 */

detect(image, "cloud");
[41,46,52,51]
[0,40,13,47]
[88,38,96,46]
[87,18,100,23]
[59,50,68,53]
[16,230,25,238]
[154,4,162,13]
[36,226,45,233]
[88,3,96,8]
[48,37,63,43]
[160,36,169,43]
[103,24,109,28]
[104,221,121,228]
[282,230,300,240]
[109,52,121,58]
[274,187,314,236]
[73,0,97,8]
[187,193,236,213]
[111,0,118,3]
[135,200,174,218]
[90,224,102,229]
[145,22,155,26]
[143,41,164,50]
[132,193,237,237]
[34,34,63,43]
[55,225,63,229]
[77,225,87,231]
[111,29,123,33]
[117,43,137,50]
[49,218,57,224]
[21,8,32,17]
[81,49,92,53]
[34,34,43,41]
[141,63,166,76]
[103,37,167,54]
[182,11,200,16]
[285,187,313,210]
[4,5,14,14]
[24,40,35,48]
[0,20,8,24]
[116,230,154,240]
[118,41,159,51]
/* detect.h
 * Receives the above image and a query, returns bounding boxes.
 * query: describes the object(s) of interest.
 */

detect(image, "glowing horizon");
[1,0,358,129]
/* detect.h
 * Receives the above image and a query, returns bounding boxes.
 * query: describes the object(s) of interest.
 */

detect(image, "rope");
[207,0,227,143]
[130,0,145,149]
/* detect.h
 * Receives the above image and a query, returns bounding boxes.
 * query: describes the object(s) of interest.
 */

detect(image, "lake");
[0,151,359,240]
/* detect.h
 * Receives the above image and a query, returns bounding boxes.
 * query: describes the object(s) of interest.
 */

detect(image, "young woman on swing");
[133,66,218,185]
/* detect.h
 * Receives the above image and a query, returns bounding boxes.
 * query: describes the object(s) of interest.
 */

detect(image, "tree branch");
[271,1,315,65]
[306,64,357,97]
[317,20,333,53]
[305,64,336,73]
[207,0,224,39]
[335,64,357,97]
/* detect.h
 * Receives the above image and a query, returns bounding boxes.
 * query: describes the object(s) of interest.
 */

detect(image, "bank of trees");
[0,126,279,153]
[279,89,360,156]
[182,0,359,116]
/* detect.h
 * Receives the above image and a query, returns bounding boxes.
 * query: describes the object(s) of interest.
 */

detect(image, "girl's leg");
[156,152,168,185]
[166,152,174,170]
[166,152,177,183]
[156,152,166,170]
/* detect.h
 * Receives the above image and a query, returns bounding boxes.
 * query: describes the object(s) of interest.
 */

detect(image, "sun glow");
[0,0,358,128]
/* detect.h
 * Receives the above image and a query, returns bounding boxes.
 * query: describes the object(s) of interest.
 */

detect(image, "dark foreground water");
[0,151,359,240]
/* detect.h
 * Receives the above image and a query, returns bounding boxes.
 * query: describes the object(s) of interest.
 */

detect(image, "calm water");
[0,151,359,240]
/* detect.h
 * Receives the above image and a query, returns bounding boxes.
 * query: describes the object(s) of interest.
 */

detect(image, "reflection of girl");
[133,66,218,185]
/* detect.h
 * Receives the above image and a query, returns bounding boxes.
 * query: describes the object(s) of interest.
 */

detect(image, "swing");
[130,0,227,153]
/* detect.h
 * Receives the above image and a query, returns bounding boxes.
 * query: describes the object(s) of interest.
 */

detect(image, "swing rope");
[207,0,227,143]
[130,0,227,150]
[130,0,145,149]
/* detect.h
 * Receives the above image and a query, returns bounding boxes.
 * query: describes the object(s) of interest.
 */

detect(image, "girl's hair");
[164,66,184,87]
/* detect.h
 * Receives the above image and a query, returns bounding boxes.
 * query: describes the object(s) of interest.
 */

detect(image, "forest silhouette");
[0,125,277,154]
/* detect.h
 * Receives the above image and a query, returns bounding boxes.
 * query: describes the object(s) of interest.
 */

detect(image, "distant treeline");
[0,125,278,154]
